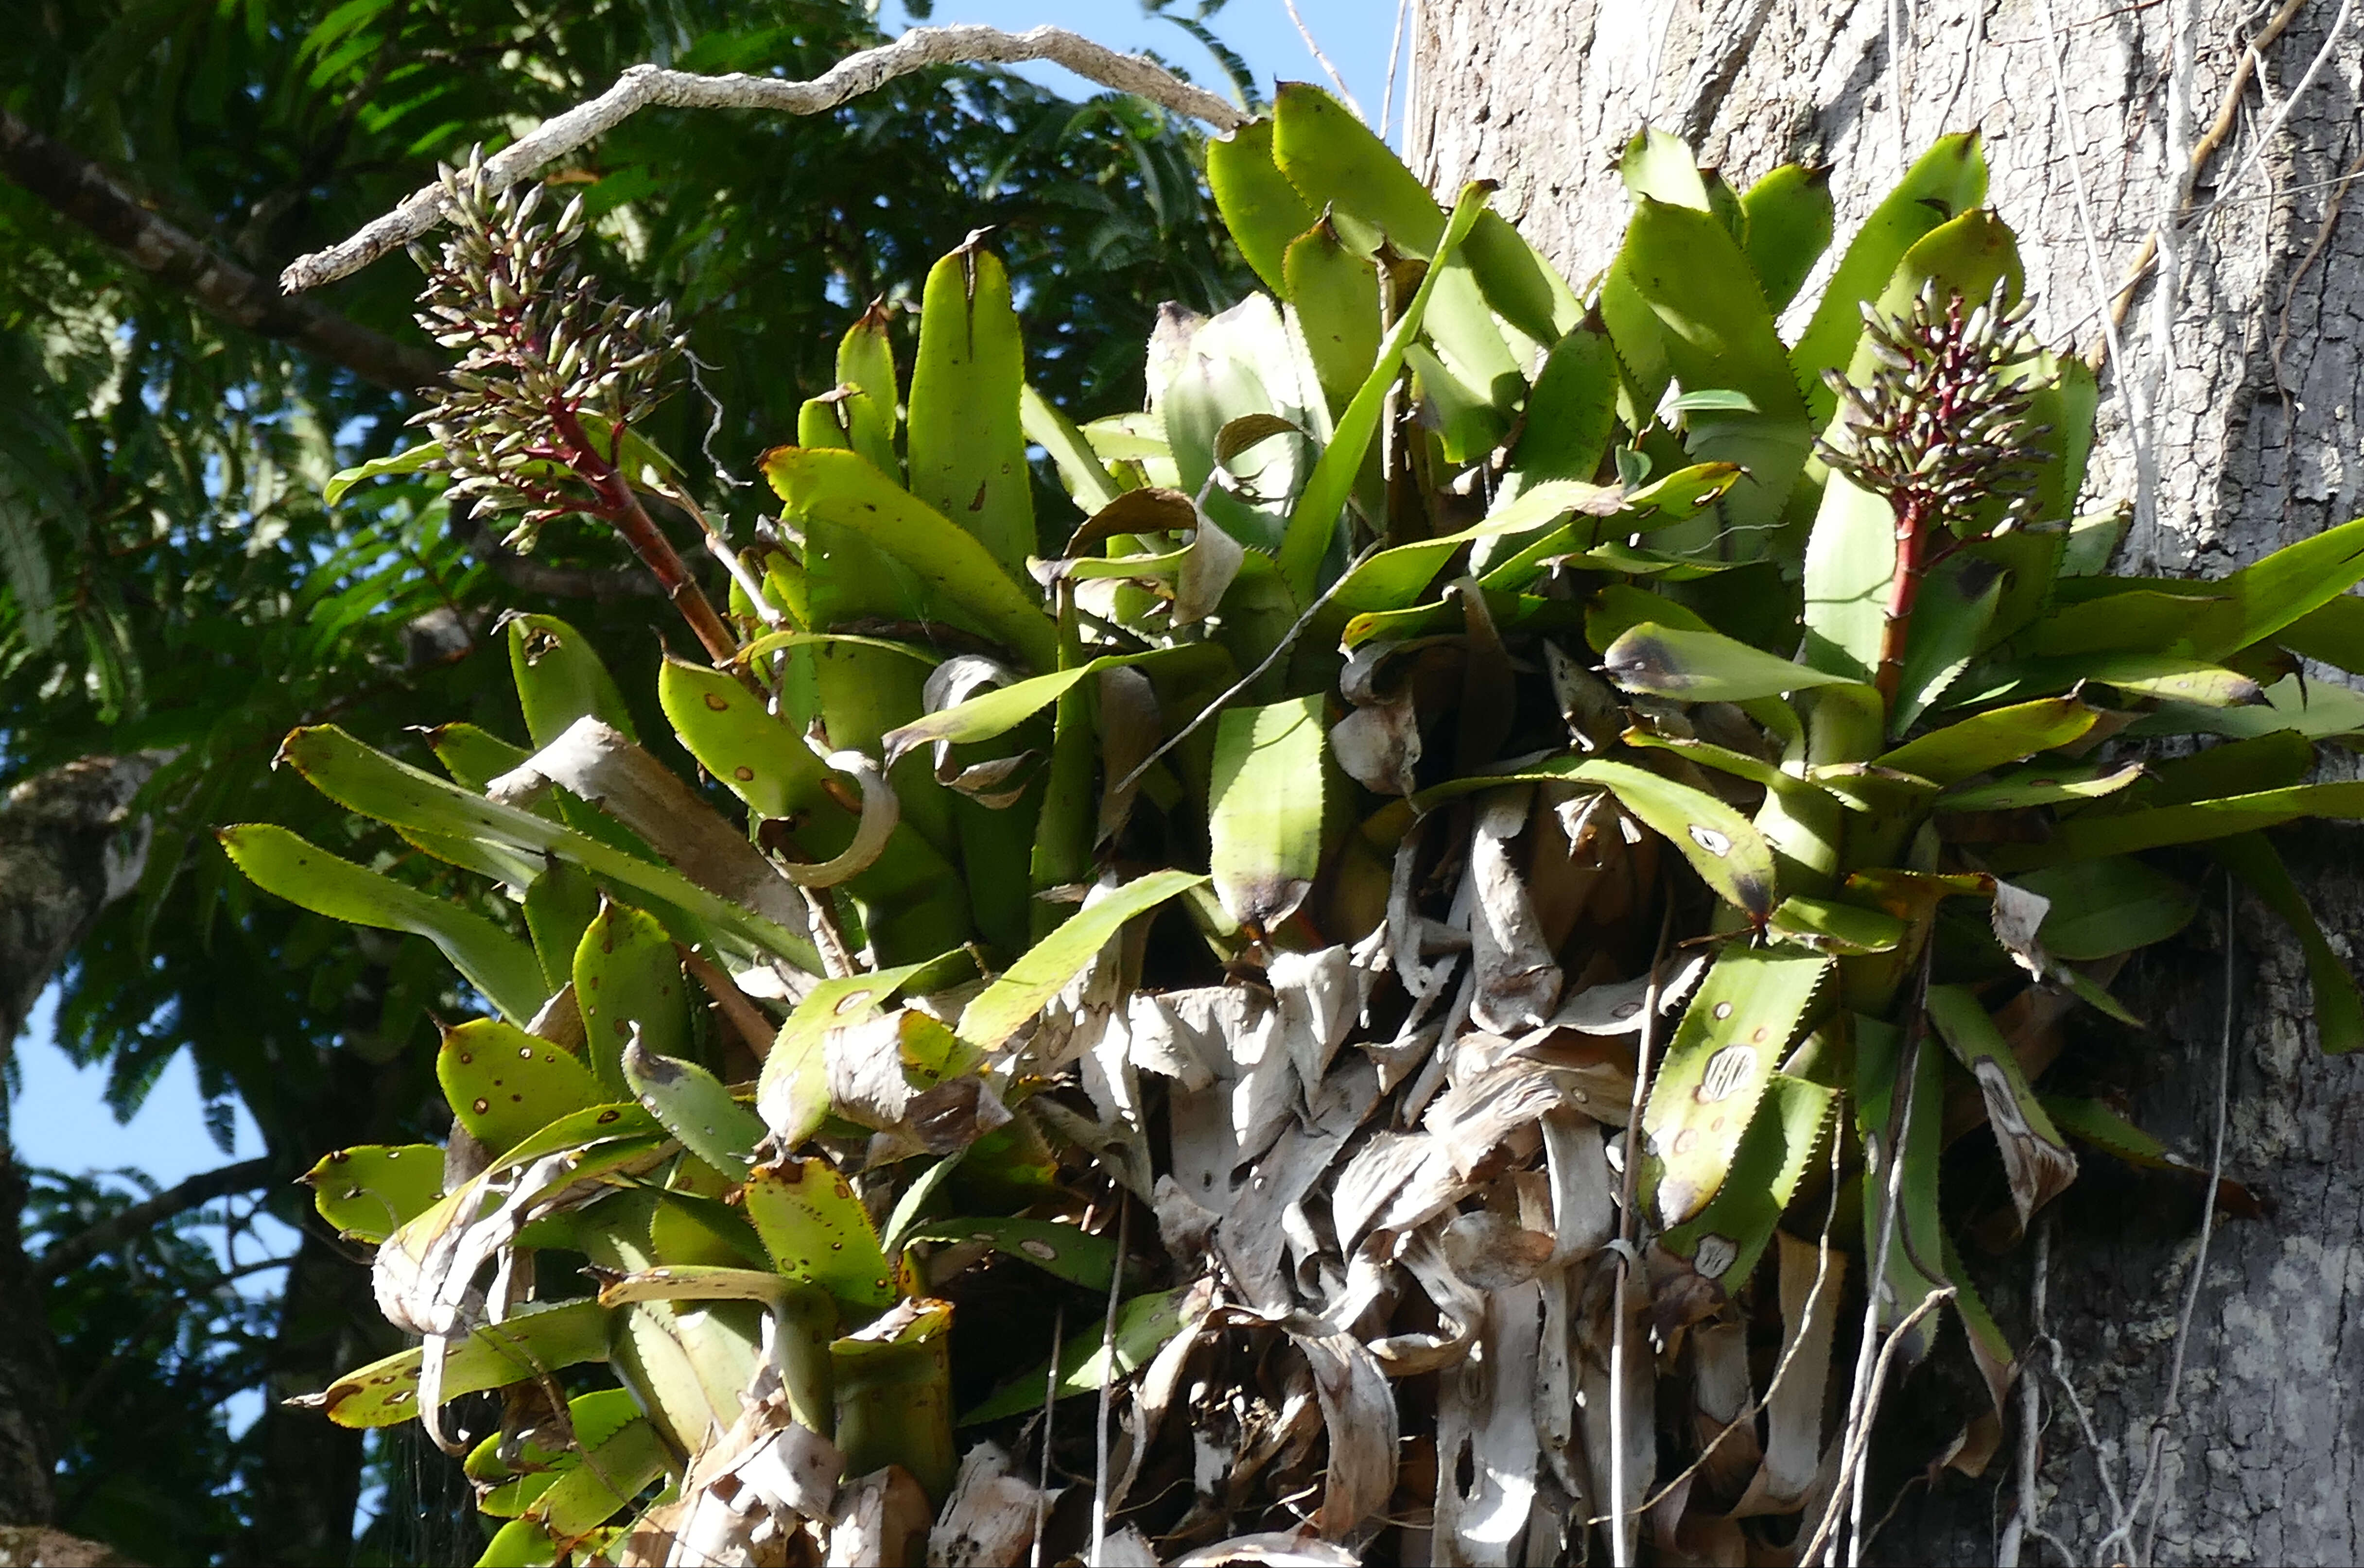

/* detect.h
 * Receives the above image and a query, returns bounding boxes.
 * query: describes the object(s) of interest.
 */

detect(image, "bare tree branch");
[34,1156,276,1283]
[280,24,1251,293]
[0,109,443,393]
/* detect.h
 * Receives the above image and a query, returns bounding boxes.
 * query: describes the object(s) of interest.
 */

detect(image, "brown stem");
[551,408,742,670]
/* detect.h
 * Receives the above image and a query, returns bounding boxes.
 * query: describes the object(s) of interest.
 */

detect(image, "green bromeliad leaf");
[762,446,1058,671]
[745,1155,902,1317]
[1643,946,1833,1224]
[573,899,693,1099]
[1661,1073,1837,1286]
[438,1017,605,1156]
[219,823,547,1024]
[1600,621,1860,703]
[296,1299,609,1429]
[301,1144,444,1244]
[907,238,1035,581]
[957,870,1208,1051]
[621,1034,764,1182]
[1208,696,1327,932]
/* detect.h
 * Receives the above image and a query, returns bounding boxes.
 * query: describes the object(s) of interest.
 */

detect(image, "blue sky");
[13,0,1406,1201]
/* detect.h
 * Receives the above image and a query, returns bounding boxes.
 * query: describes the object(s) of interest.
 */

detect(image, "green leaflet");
[2126,673,2364,743]
[467,1388,639,1516]
[880,647,1211,765]
[899,1217,1118,1293]
[438,1017,604,1156]
[957,869,1208,1051]
[2211,832,2364,1053]
[761,446,1058,672]
[1661,1074,1838,1287]
[1286,217,1384,422]
[961,1288,1189,1425]
[298,1299,609,1428]
[2277,590,2364,673]
[506,613,635,747]
[1643,946,1832,1224]
[799,385,899,479]
[428,723,531,794]
[1874,697,2097,786]
[1934,760,2147,811]
[745,1155,901,1317]
[1619,128,1712,209]
[1209,696,1327,931]
[1765,896,1906,955]
[1150,294,1311,553]
[573,899,693,1099]
[1993,781,2364,869]
[1460,210,1584,345]
[1577,759,1778,920]
[527,1414,668,1538]
[219,823,546,1024]
[906,238,1034,581]
[2181,515,2364,661]
[832,1299,957,1501]
[622,1035,764,1182]
[301,1144,444,1244]
[523,863,599,991]
[756,960,941,1151]
[1207,117,1320,294]
[323,441,442,506]
[1791,134,1988,422]
[657,655,834,822]
[1497,327,1619,510]
[1926,984,2078,1234]
[2013,858,2199,961]
[838,300,901,428]
[1270,84,1443,256]
[1022,383,1126,516]
[484,1103,663,1172]
[593,1266,836,1434]
[1738,163,1835,314]
[1278,181,1495,601]
[275,726,818,971]
[1613,196,1813,548]
[1601,621,1861,703]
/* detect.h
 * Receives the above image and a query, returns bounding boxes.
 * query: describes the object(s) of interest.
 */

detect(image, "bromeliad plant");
[235,82,2364,1568]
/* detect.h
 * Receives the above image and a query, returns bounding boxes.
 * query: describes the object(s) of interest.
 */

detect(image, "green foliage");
[216,73,2364,1564]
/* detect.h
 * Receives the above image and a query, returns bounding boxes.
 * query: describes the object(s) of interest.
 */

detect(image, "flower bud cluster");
[407,147,687,547]
[1817,279,2048,538]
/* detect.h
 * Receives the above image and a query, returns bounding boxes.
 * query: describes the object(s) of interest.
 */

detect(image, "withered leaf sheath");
[407,147,688,549]
[1817,278,2049,538]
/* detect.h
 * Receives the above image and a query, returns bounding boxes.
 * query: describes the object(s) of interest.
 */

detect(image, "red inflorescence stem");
[550,406,744,672]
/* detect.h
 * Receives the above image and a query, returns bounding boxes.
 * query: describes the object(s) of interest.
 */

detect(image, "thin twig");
[281,26,1246,292]
[1113,543,1381,798]
[1608,895,1675,1568]
[1998,1216,2052,1568]
[1090,1190,1130,1566]
[1032,1303,1065,1568]
[1282,0,1366,121]
[2114,877,2238,1565]
[1379,0,1410,144]
[1801,1287,1955,1568]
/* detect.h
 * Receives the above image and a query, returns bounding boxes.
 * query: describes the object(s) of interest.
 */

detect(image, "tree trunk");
[1410,3,2364,1560]
[0,753,164,1524]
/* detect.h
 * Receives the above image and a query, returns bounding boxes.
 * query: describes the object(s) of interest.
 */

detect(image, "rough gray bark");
[0,752,166,1524]
[1410,2,2364,1561]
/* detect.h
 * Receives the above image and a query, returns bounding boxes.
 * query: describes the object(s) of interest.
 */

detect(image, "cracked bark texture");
[0,753,165,1523]
[1410,1,2363,1560]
